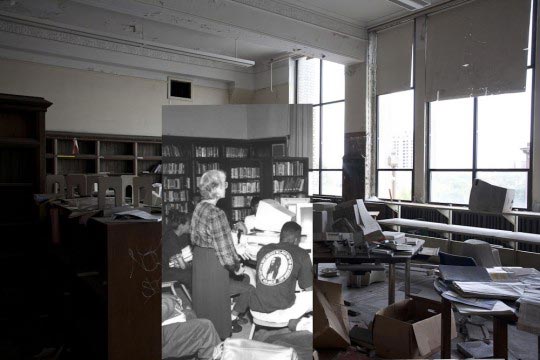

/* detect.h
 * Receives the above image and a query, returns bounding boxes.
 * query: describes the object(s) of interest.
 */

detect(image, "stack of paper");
[517,288,540,335]
[382,231,405,241]
[454,301,515,316]
[442,290,497,310]
[439,265,492,283]
[453,281,526,300]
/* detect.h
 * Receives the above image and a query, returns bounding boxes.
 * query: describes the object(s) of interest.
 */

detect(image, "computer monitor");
[296,203,313,236]
[280,197,310,216]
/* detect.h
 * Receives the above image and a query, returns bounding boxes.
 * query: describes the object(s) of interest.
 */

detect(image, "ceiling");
[0,0,441,87]
[276,0,411,27]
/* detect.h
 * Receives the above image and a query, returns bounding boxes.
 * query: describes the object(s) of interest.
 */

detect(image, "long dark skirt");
[192,246,230,340]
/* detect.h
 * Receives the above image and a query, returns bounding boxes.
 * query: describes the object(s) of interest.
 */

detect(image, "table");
[436,269,540,360]
[439,294,519,359]
[313,238,424,305]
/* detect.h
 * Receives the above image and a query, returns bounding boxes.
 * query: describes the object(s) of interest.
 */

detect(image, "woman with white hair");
[190,169,252,339]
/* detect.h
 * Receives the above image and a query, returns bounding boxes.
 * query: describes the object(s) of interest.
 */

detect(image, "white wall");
[246,104,290,138]
[163,105,248,139]
[0,58,229,136]
[163,104,295,140]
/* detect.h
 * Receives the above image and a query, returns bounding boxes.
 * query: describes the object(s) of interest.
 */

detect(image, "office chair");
[462,239,502,267]
[439,251,477,266]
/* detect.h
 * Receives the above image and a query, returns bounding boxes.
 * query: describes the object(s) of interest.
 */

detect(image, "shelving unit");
[162,142,191,223]
[228,158,263,222]
[272,157,308,200]
[162,135,307,222]
[0,94,51,231]
[46,132,161,181]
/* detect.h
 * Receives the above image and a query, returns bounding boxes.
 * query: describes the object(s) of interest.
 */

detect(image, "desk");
[439,294,519,359]
[436,268,540,360]
[313,239,424,305]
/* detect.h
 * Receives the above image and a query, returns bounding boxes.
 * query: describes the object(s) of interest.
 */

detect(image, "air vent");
[168,77,192,100]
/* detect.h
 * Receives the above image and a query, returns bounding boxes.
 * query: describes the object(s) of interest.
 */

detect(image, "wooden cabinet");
[0,93,51,229]
[73,218,161,360]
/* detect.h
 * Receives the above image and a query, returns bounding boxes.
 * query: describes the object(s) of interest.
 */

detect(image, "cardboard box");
[373,298,457,359]
[313,280,350,349]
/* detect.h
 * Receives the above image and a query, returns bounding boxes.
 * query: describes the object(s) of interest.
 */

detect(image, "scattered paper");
[454,300,515,316]
[112,209,162,221]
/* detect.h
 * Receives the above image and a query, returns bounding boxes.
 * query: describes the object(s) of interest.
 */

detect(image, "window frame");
[427,67,534,209]
[296,58,345,196]
[375,89,415,202]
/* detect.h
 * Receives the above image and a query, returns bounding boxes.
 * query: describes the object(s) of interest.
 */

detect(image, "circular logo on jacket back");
[258,249,293,286]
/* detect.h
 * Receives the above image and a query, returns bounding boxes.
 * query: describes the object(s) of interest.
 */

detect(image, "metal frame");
[296,58,345,196]
[426,67,535,210]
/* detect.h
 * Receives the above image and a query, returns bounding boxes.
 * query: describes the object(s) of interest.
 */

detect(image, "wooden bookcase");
[162,142,191,221]
[162,136,308,223]
[46,132,162,182]
[272,157,308,199]
[0,94,51,229]
[227,158,263,222]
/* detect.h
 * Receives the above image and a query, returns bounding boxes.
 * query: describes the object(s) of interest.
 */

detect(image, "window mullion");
[472,97,478,182]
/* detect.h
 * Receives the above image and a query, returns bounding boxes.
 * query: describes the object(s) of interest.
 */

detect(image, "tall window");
[428,70,532,208]
[296,58,345,196]
[377,90,414,200]
[427,0,534,209]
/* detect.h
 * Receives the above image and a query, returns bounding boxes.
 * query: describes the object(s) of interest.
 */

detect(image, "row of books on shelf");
[231,195,254,208]
[164,190,189,202]
[195,146,219,158]
[195,162,221,174]
[273,161,304,176]
[163,145,188,157]
[225,147,248,158]
[232,209,251,222]
[164,203,189,217]
[231,181,260,194]
[163,163,186,175]
[230,167,260,179]
[164,177,191,190]
[273,178,305,193]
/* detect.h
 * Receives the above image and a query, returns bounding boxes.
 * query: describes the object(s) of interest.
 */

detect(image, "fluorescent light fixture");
[387,0,431,11]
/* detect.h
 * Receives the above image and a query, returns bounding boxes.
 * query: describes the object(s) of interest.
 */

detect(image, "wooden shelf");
[58,154,97,159]
[100,155,135,160]
[46,132,162,180]
[137,156,162,161]
[0,137,40,147]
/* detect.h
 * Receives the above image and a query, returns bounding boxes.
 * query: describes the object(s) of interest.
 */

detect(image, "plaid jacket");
[190,201,240,270]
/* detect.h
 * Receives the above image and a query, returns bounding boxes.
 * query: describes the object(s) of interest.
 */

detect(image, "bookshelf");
[162,142,191,223]
[272,158,308,199]
[228,158,263,222]
[46,132,161,180]
[0,94,51,231]
[162,136,308,223]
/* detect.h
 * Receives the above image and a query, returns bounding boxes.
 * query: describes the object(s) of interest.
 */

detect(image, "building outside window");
[296,58,345,196]
[377,90,414,200]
